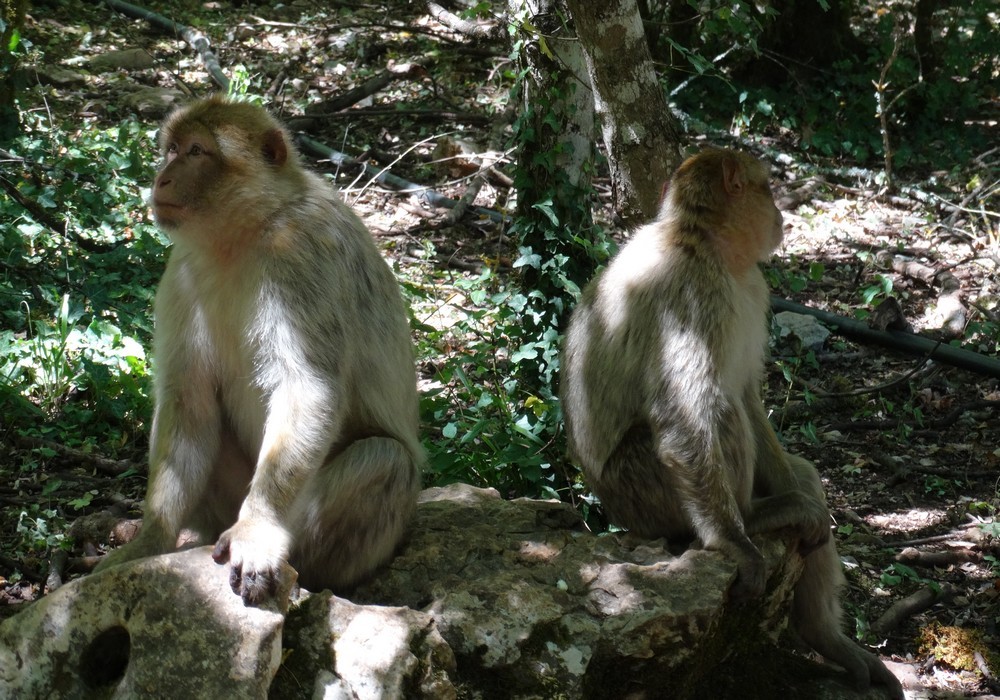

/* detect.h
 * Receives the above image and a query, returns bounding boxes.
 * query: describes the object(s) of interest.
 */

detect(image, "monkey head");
[151,96,305,239]
[663,148,785,272]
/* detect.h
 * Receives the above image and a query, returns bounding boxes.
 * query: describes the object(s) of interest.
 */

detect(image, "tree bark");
[0,0,28,144]
[566,0,682,226]
[512,0,595,203]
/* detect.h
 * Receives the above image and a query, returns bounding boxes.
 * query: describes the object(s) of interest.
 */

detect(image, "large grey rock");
[273,593,457,699]
[1,483,897,699]
[0,547,292,699]
[351,484,803,697]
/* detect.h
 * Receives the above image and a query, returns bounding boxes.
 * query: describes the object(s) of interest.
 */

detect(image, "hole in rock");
[80,625,131,688]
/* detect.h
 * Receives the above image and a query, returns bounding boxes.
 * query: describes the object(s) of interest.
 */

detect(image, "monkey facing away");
[561,149,902,696]
[94,96,422,604]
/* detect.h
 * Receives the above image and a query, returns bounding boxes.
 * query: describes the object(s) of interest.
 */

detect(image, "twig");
[289,107,491,125]
[788,349,936,399]
[890,529,980,548]
[827,399,1000,433]
[296,134,507,224]
[13,434,141,477]
[872,19,922,194]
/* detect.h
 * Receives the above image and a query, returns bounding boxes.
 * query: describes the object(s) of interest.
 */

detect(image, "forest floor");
[3,1,999,697]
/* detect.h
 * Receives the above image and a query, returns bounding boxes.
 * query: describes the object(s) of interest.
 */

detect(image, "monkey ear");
[721,155,747,197]
[261,129,289,167]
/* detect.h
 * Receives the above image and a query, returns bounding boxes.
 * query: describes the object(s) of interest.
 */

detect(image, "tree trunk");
[566,0,682,226]
[507,0,598,289]
[0,0,28,143]
[511,0,595,207]
[751,0,864,82]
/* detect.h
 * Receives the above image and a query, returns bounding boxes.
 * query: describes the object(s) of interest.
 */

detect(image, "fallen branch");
[771,296,1000,379]
[887,254,965,336]
[288,63,429,131]
[895,547,981,568]
[444,96,516,225]
[106,0,230,90]
[872,583,953,637]
[13,434,140,477]
[427,1,502,40]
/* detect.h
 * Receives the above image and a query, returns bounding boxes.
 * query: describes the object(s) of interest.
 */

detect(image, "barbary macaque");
[561,149,902,696]
[94,96,422,604]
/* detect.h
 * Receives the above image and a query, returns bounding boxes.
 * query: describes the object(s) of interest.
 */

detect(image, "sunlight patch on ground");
[866,508,950,535]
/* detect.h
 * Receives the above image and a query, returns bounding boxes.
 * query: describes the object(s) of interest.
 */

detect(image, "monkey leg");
[793,539,904,699]
[746,413,834,551]
[95,426,253,575]
[589,429,688,539]
[744,488,831,553]
[592,428,766,599]
[288,436,421,594]
[184,428,255,544]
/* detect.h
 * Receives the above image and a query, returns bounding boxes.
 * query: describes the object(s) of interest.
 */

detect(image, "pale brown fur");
[94,96,422,604]
[561,148,902,697]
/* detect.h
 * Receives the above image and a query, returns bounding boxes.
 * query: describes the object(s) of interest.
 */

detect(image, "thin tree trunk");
[566,0,682,225]
[0,0,28,143]
[512,0,595,202]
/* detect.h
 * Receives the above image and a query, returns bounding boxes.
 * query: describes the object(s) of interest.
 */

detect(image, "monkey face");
[734,169,785,263]
[151,125,224,230]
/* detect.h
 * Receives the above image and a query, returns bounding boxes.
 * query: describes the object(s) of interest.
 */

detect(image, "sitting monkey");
[561,148,902,697]
[95,97,422,604]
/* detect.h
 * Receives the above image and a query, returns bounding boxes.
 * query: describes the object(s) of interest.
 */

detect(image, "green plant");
[408,12,616,502]
[923,475,960,498]
[763,258,824,296]
[27,294,83,412]
[859,273,894,307]
[1,109,159,450]
[880,562,941,591]
[15,505,67,556]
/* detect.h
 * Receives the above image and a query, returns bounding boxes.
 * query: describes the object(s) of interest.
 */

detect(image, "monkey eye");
[188,144,205,156]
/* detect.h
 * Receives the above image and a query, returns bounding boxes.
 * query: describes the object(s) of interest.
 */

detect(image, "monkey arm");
[95,316,224,571]
[141,259,227,540]
[648,390,769,599]
[211,365,341,603]
[240,376,339,524]
[142,387,224,542]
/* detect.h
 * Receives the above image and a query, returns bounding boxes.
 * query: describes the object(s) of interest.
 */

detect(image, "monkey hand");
[729,541,767,600]
[212,518,292,605]
[795,496,834,556]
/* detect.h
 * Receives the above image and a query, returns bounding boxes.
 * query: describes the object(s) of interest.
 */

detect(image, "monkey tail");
[792,541,904,699]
